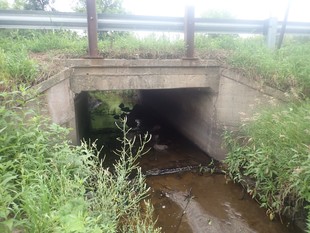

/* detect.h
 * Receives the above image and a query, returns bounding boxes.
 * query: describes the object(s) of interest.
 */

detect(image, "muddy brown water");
[137,131,302,233]
[89,111,301,233]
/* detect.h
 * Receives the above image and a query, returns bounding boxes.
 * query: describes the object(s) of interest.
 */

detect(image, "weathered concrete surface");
[140,88,222,159]
[216,68,287,128]
[140,68,287,160]
[35,68,72,93]
[69,59,220,93]
[34,58,220,146]
[34,59,288,160]
[64,58,219,68]
[41,74,77,144]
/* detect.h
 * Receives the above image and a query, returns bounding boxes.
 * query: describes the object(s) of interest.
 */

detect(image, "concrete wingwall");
[34,59,288,160]
[35,69,78,144]
[216,69,287,129]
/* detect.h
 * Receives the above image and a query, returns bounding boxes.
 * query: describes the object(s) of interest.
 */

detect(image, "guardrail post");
[264,17,278,49]
[184,6,195,58]
[86,0,99,58]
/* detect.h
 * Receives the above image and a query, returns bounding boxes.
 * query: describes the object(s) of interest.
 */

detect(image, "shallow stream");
[139,130,301,233]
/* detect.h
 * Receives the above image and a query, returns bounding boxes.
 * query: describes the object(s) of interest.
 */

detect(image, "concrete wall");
[140,88,223,159]
[74,92,90,144]
[139,69,287,161]
[69,60,220,93]
[38,70,77,144]
[216,69,287,129]
[34,59,288,160]
[34,59,220,146]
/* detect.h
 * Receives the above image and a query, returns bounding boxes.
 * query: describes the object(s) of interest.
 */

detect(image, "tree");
[0,0,9,9]
[12,0,55,11]
[12,0,25,10]
[200,10,237,38]
[74,0,128,41]
[74,0,125,14]
[25,0,55,11]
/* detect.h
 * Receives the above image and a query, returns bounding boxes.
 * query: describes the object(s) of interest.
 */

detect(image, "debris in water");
[153,143,169,151]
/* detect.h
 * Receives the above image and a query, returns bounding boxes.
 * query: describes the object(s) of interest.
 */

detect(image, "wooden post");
[278,0,292,49]
[86,0,99,57]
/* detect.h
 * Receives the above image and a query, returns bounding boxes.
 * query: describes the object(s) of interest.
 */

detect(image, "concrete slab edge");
[64,58,220,68]
[32,68,73,94]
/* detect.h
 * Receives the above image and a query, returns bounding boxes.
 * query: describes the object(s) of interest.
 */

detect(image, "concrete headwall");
[34,59,287,160]
[34,59,219,146]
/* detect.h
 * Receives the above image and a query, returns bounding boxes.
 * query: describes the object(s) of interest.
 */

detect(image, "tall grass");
[0,89,160,232]
[1,29,310,96]
[99,33,185,59]
[228,36,310,96]
[25,31,88,55]
[0,48,38,88]
[0,30,87,55]
[224,100,310,231]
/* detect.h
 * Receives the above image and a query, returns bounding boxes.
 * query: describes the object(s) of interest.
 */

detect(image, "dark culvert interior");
[74,88,214,167]
[74,89,301,233]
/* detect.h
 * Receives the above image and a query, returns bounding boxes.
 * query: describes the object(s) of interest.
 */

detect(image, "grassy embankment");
[1,30,310,231]
[1,30,310,95]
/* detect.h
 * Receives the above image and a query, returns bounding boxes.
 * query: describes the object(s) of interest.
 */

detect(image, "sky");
[51,0,310,22]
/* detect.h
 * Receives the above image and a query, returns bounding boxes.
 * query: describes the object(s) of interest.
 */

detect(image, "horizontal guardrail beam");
[0,10,88,30]
[1,10,310,35]
[1,9,310,51]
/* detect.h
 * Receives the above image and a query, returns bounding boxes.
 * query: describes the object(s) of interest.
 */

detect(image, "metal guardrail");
[0,10,88,30]
[1,9,310,55]
[1,10,310,34]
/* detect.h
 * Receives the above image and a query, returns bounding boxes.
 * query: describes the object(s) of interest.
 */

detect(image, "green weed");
[224,36,310,97]
[25,31,87,55]
[0,48,38,87]
[224,100,310,231]
[99,33,185,59]
[0,89,160,232]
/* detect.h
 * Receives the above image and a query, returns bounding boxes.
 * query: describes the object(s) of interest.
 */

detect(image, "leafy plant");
[0,89,160,232]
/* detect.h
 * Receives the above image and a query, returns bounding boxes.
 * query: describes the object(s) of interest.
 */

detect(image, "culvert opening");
[74,88,215,169]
